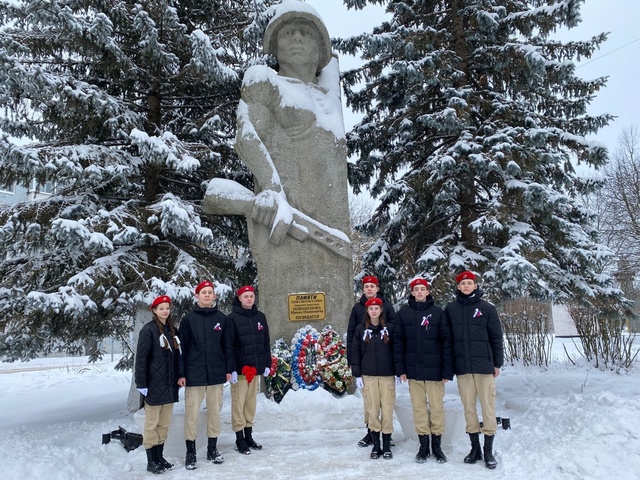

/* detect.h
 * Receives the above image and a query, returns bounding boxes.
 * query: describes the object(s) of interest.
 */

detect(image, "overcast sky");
[306,0,640,156]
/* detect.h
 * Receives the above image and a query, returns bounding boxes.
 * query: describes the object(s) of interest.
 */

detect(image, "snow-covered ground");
[1,338,639,480]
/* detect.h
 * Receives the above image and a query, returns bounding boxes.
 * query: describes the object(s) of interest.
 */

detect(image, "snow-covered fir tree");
[0,0,279,365]
[337,0,624,305]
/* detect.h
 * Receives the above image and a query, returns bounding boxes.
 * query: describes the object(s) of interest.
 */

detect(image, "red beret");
[237,285,255,297]
[365,297,383,307]
[362,276,379,286]
[455,271,476,283]
[150,295,171,309]
[410,278,430,290]
[195,280,214,294]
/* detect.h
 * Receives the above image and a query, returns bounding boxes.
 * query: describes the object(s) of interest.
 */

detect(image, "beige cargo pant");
[456,373,497,435]
[184,384,224,441]
[143,402,174,449]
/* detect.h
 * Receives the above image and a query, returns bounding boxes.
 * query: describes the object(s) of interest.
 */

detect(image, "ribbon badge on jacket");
[159,334,172,351]
[257,322,264,331]
[473,308,483,318]
[421,314,431,328]
[213,322,222,331]
[363,329,373,341]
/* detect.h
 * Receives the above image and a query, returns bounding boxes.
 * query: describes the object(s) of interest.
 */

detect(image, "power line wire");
[577,38,640,68]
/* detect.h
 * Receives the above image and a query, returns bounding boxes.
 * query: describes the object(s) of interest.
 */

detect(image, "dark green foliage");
[338,0,621,306]
[0,0,279,362]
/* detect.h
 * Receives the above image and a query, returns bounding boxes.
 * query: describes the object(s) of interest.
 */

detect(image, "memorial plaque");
[288,292,326,321]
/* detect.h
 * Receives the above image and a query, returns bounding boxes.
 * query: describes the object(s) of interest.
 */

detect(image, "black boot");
[244,427,263,450]
[235,430,251,455]
[207,437,224,464]
[358,427,373,447]
[431,434,447,463]
[484,435,497,469]
[156,444,174,470]
[464,432,483,464]
[415,434,430,463]
[185,439,197,470]
[382,433,393,459]
[369,431,382,459]
[146,446,164,474]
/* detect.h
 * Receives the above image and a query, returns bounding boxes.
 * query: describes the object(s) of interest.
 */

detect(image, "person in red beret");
[135,295,181,474]
[177,281,232,469]
[444,271,504,470]
[397,277,453,464]
[347,275,398,448]
[227,285,271,455]
[351,296,404,460]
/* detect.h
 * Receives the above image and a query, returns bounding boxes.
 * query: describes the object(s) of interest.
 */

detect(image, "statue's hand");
[251,190,293,246]
[251,193,278,227]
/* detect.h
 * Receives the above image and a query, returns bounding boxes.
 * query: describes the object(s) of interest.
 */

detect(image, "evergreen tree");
[0,0,278,366]
[337,0,623,304]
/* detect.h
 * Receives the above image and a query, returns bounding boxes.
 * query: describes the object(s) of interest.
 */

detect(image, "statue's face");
[276,20,320,71]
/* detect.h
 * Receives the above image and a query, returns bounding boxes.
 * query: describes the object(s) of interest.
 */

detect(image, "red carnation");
[242,365,257,384]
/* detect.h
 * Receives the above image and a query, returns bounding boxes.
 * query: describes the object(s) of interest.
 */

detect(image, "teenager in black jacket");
[177,280,232,469]
[398,277,453,464]
[351,297,404,460]
[228,285,271,455]
[445,271,504,470]
[347,275,397,447]
[135,295,181,474]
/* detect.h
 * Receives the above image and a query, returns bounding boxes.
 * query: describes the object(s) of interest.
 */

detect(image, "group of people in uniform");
[134,270,504,474]
[348,271,504,469]
[134,281,270,474]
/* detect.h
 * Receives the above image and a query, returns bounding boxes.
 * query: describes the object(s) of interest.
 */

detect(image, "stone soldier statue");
[204,0,352,343]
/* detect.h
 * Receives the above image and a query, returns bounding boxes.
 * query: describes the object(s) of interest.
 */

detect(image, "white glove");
[395,376,402,386]
[356,377,364,389]
[137,388,148,396]
[231,371,238,384]
[264,367,271,377]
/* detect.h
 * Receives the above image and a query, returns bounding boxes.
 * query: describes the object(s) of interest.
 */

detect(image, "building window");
[29,179,58,198]
[0,182,16,194]
[41,181,56,194]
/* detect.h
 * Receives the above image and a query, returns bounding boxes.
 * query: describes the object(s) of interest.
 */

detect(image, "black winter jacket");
[227,298,271,374]
[177,304,232,386]
[351,322,404,378]
[135,320,180,406]
[347,293,397,365]
[444,289,504,375]
[398,296,454,381]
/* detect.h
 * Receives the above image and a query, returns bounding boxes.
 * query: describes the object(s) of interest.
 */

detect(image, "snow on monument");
[203,0,352,343]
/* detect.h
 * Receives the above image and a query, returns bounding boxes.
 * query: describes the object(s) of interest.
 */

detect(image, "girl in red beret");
[351,297,404,460]
[135,295,181,474]
[347,275,398,448]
